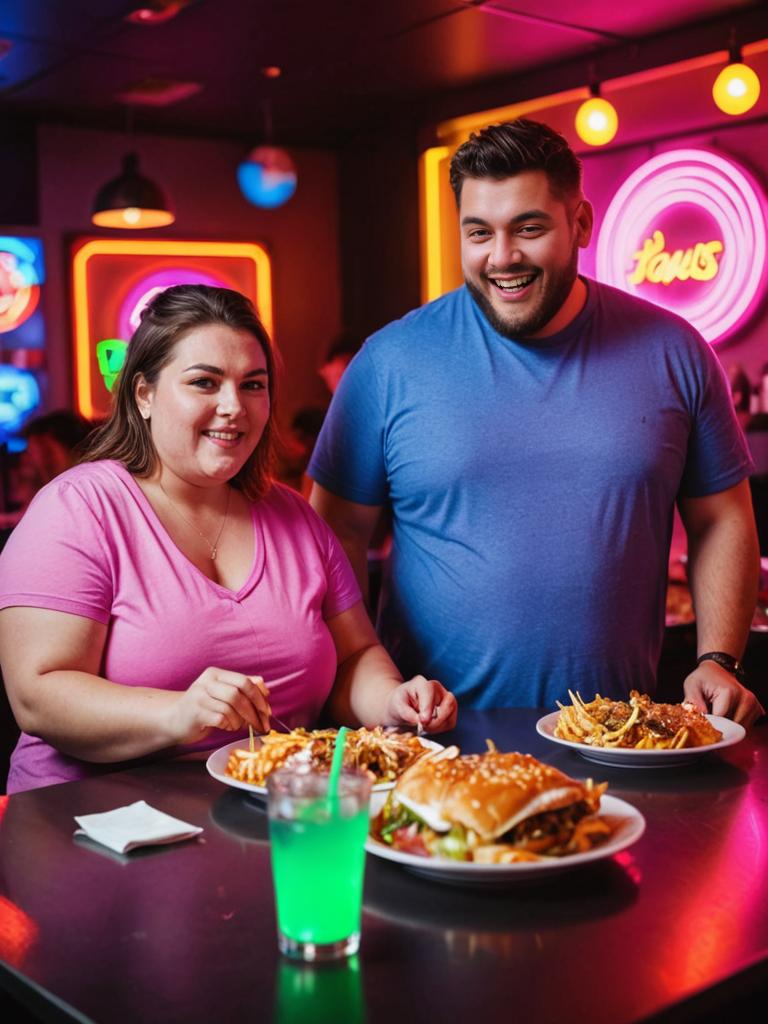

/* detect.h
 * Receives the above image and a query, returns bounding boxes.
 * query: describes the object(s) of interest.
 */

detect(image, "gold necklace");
[159,482,232,560]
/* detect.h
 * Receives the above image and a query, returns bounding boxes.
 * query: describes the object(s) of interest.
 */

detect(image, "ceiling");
[0,0,766,146]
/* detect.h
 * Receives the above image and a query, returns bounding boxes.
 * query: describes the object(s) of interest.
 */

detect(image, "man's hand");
[683,659,765,729]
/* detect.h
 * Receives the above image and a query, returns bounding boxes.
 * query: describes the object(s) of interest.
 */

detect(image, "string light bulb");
[575,83,618,147]
[713,55,760,116]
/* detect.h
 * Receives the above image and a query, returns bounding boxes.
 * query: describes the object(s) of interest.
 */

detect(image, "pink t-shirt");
[0,461,361,792]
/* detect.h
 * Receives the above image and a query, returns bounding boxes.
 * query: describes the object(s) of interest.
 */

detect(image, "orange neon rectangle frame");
[71,238,273,420]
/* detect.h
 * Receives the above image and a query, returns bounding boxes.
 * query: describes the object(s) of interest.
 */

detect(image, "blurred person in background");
[318,330,362,397]
[727,364,752,433]
[276,405,326,497]
[0,409,93,535]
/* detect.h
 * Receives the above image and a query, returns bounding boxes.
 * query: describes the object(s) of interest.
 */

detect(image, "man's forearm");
[687,517,759,658]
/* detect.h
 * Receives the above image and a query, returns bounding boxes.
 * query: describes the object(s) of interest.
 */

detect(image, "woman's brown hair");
[81,284,278,500]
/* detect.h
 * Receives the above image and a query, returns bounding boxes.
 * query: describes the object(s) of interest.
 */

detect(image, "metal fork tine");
[269,713,292,734]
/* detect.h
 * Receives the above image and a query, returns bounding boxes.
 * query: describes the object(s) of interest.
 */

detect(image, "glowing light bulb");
[122,207,141,225]
[713,62,760,115]
[575,96,618,146]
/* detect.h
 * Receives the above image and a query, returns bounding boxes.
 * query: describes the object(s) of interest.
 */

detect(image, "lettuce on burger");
[371,744,611,863]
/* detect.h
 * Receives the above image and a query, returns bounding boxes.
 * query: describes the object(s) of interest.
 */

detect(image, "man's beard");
[465,247,579,341]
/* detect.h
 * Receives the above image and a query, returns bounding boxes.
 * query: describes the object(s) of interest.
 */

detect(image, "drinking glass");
[267,768,372,961]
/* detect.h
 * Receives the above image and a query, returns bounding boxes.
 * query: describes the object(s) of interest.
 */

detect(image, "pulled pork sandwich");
[371,744,611,863]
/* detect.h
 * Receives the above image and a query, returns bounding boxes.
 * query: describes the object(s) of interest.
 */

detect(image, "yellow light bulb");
[713,62,760,115]
[575,97,618,146]
[122,207,141,225]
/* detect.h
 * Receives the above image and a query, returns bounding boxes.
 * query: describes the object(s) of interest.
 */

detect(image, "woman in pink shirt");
[0,285,456,792]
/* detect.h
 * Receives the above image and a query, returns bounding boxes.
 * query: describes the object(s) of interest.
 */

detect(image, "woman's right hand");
[171,668,272,744]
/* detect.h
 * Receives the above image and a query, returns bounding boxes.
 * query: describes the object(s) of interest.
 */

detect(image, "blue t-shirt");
[309,280,752,709]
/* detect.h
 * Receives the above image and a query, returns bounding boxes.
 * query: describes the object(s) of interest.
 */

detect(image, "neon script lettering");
[629,230,723,286]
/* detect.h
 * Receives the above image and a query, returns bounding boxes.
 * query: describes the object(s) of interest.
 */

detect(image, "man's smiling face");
[459,170,593,340]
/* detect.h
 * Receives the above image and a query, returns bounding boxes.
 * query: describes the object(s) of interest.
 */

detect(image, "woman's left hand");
[385,675,458,733]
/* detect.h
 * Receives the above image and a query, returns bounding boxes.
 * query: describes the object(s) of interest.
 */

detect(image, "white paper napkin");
[74,800,203,854]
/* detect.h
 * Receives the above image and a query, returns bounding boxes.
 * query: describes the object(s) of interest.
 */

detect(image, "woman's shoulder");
[257,481,335,539]
[258,479,316,519]
[20,462,134,529]
[33,459,128,502]
[1,463,125,567]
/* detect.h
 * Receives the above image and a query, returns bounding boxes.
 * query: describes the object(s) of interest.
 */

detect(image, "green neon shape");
[96,338,128,392]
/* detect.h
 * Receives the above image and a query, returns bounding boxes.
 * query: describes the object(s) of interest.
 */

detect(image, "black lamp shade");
[92,152,174,228]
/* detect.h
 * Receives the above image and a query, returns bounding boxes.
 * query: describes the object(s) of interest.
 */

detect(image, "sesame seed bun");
[392,748,591,841]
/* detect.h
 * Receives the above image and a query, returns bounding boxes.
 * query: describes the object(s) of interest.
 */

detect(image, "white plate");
[535,711,745,767]
[365,795,645,885]
[206,735,444,797]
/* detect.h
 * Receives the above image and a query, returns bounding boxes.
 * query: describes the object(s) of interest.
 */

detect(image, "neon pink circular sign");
[596,149,768,344]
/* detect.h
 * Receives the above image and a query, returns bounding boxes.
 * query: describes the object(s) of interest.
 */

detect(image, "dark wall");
[338,127,421,344]
[0,118,37,224]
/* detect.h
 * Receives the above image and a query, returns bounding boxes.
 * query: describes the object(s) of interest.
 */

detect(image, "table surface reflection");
[1,709,767,1024]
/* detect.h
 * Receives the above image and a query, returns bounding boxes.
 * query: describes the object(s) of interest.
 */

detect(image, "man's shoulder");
[590,277,701,339]
[367,287,468,348]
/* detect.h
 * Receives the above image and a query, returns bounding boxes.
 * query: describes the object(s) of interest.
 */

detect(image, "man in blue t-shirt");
[309,118,763,726]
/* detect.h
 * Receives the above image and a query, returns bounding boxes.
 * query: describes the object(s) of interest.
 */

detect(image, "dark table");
[1,709,767,1024]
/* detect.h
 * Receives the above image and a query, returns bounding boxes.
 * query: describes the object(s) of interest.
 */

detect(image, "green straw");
[327,726,348,813]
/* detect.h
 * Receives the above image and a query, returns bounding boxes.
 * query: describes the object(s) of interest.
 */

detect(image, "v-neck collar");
[109,461,266,599]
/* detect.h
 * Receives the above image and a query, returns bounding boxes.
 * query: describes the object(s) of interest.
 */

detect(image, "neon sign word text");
[596,149,767,344]
[629,230,723,286]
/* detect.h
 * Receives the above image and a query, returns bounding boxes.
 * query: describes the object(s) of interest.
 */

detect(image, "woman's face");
[134,323,270,487]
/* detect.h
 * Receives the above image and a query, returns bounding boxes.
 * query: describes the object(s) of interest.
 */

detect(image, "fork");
[269,712,292,734]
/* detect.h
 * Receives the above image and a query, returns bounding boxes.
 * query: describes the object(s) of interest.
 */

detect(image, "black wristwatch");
[697,651,747,684]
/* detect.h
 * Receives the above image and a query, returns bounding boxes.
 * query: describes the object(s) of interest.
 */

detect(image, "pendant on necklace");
[211,548,217,560]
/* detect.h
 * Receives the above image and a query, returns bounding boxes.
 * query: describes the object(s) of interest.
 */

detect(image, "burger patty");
[502,801,591,844]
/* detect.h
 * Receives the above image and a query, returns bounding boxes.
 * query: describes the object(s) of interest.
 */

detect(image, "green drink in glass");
[267,769,372,961]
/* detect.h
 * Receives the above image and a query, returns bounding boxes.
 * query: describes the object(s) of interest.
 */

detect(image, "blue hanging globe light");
[237,145,297,209]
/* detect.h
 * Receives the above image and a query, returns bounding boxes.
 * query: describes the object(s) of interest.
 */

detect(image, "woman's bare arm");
[323,601,457,733]
[0,607,271,763]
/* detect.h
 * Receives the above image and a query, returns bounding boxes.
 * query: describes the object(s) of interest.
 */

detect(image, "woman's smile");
[202,428,245,447]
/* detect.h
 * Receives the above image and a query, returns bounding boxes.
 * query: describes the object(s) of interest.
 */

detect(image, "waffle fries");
[225,726,434,787]
[554,690,723,750]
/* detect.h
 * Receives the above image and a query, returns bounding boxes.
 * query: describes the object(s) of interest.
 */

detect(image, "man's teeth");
[492,273,536,292]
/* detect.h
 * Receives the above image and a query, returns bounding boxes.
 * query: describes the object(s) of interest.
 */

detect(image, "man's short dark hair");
[449,119,583,204]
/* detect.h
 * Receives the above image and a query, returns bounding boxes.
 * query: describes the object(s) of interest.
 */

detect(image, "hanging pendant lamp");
[91,153,174,229]
[237,95,297,209]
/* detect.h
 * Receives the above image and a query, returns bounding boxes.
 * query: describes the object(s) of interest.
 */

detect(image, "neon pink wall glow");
[118,268,227,341]
[596,149,768,344]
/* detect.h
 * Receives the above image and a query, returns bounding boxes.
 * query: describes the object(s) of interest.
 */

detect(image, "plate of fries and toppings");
[206,726,444,796]
[365,742,645,884]
[537,690,745,767]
